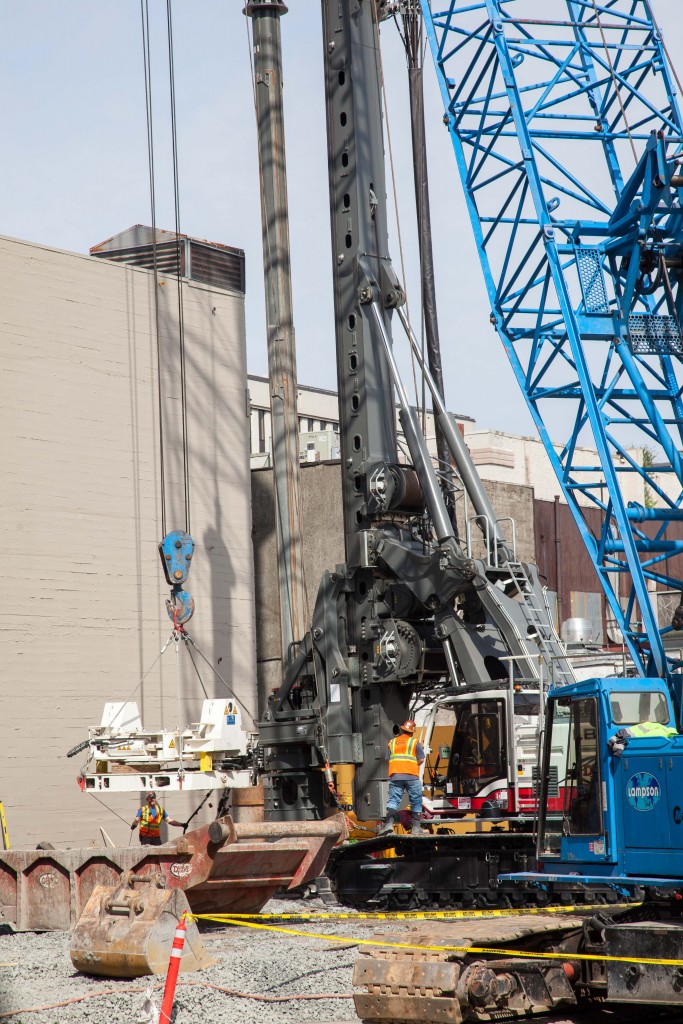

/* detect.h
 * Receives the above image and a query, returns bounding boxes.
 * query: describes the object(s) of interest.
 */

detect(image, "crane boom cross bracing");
[422,0,683,706]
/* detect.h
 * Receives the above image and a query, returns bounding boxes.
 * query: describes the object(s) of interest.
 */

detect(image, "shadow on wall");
[204,496,257,729]
[250,470,280,715]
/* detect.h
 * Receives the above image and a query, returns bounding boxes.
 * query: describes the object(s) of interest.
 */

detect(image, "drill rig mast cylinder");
[397,1,456,526]
[245,0,307,659]
[396,307,513,565]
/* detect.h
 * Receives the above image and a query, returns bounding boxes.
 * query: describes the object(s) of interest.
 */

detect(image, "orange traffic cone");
[158,914,187,1024]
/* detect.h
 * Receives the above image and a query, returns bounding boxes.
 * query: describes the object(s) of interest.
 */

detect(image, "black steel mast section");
[323,0,404,563]
[396,1,457,529]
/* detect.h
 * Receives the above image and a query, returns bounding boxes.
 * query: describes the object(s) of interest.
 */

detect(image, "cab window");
[449,699,505,796]
[609,691,669,726]
[563,697,603,836]
[538,699,569,855]
[513,692,540,716]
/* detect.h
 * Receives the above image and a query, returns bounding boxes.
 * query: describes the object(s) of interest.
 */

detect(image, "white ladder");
[503,561,574,686]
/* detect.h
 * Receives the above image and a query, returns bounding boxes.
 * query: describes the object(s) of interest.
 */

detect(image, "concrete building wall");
[481,480,536,564]
[464,426,646,508]
[1,234,256,849]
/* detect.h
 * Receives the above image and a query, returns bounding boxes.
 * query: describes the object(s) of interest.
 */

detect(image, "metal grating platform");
[628,314,683,355]
[576,246,610,314]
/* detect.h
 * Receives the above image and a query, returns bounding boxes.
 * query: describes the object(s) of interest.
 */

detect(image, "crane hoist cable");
[373,6,464,524]
[165,0,192,538]
[140,0,194,626]
[140,0,167,538]
[647,2,683,101]
[589,0,637,163]
[391,2,428,431]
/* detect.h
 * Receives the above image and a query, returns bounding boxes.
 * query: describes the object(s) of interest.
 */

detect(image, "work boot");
[410,815,428,836]
[378,814,396,836]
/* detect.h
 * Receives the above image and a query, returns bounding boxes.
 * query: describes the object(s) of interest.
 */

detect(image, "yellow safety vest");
[388,734,420,777]
[629,721,677,739]
[139,805,165,838]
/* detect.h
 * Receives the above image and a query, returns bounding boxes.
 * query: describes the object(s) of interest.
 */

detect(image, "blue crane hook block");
[159,531,195,625]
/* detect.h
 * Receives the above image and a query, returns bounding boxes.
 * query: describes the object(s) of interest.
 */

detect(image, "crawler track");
[327,832,630,912]
[351,913,683,1023]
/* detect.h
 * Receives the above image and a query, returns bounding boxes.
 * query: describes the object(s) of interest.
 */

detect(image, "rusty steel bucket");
[0,813,346,932]
[70,871,213,978]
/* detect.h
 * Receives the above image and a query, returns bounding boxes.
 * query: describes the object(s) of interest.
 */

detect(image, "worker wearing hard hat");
[379,720,427,836]
[130,791,184,846]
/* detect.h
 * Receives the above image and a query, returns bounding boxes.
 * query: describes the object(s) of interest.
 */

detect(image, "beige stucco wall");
[0,234,256,849]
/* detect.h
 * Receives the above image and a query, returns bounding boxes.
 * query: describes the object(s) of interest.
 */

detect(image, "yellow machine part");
[0,801,9,851]
[70,874,213,978]
[331,764,381,840]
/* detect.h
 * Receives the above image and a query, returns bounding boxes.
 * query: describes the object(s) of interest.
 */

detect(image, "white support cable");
[183,631,257,729]
[109,632,176,730]
[175,630,182,731]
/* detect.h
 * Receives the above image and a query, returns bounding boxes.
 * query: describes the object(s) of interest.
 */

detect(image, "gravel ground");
[0,896,366,1024]
[0,903,654,1024]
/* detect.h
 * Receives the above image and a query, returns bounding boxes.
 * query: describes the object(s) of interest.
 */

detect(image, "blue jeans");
[387,777,422,816]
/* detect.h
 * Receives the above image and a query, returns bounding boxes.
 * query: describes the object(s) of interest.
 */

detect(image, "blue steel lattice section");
[421,1,683,692]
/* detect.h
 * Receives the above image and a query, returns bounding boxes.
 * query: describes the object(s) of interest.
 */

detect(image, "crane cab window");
[538,699,569,855]
[609,690,670,727]
[563,697,603,836]
[539,697,604,854]
[449,699,505,797]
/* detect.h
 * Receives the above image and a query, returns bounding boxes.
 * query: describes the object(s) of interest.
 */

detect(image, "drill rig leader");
[257,0,572,884]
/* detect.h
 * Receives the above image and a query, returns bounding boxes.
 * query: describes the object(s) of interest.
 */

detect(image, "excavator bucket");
[70,871,213,978]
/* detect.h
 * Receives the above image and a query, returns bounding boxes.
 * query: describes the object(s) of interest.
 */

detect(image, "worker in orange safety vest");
[130,791,184,846]
[379,720,427,836]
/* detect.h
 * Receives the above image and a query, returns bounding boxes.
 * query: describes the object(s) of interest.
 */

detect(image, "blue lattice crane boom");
[420,0,683,707]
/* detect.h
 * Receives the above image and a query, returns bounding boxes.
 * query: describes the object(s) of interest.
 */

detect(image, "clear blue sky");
[1,3,680,439]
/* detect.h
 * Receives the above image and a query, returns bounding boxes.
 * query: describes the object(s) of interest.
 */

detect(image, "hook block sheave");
[159,530,195,625]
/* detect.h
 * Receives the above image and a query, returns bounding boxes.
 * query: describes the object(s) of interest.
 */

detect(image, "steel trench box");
[0,813,345,930]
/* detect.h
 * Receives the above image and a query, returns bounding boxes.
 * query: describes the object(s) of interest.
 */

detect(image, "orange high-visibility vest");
[139,805,165,838]
[388,734,420,777]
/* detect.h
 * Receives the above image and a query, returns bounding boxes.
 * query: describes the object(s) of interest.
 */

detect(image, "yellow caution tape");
[191,912,680,967]
[192,903,631,922]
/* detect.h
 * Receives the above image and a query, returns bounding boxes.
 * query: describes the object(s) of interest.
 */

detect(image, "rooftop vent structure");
[90,225,245,294]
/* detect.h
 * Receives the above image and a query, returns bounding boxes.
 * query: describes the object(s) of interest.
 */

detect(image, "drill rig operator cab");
[423,686,553,819]
[534,677,682,888]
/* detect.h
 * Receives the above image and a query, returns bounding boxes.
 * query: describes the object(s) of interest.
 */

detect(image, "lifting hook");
[159,530,196,626]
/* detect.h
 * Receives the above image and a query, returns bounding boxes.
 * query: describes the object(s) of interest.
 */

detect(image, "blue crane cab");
[505,677,683,894]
